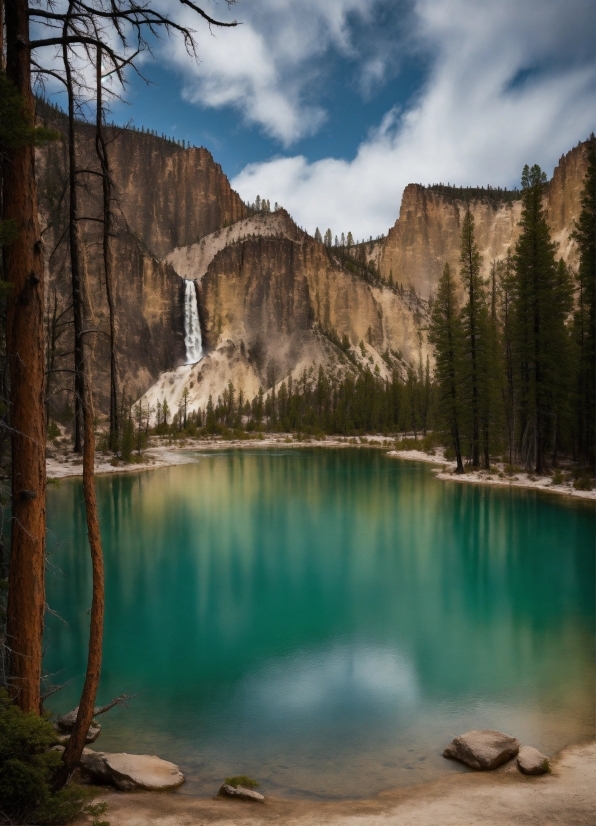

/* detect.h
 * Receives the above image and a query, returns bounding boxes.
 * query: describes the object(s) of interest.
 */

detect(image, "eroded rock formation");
[378,142,588,299]
[36,103,589,420]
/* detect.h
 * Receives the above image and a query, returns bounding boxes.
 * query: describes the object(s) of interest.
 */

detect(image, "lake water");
[45,449,595,799]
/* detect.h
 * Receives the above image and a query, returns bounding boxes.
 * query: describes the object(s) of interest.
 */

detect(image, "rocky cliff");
[138,211,430,419]
[36,104,246,413]
[378,142,588,299]
[36,105,588,423]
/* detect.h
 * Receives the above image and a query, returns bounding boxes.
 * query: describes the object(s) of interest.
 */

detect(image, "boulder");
[517,745,550,775]
[443,730,520,770]
[54,721,101,745]
[219,783,265,803]
[80,749,184,791]
[55,706,103,745]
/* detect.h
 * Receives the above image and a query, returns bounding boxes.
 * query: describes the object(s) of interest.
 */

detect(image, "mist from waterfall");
[184,279,203,364]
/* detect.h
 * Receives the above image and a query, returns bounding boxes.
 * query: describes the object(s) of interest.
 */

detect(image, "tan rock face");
[199,234,431,383]
[36,106,245,413]
[37,98,588,415]
[106,137,246,260]
[379,142,589,300]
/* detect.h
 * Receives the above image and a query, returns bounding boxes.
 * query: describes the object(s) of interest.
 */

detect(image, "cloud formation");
[226,0,595,237]
[160,0,382,145]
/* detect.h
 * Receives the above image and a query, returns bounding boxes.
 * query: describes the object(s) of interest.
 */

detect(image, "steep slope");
[137,216,430,420]
[36,101,588,425]
[36,104,246,413]
[378,142,588,299]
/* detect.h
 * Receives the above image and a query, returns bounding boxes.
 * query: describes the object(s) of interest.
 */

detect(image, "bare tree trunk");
[3,0,47,715]
[95,47,119,451]
[53,15,106,789]
[53,371,104,789]
[63,17,84,453]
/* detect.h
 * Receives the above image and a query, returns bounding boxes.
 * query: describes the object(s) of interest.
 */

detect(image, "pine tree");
[324,228,332,247]
[314,227,323,243]
[429,263,464,472]
[513,164,565,473]
[459,209,488,467]
[499,252,516,464]
[571,135,596,469]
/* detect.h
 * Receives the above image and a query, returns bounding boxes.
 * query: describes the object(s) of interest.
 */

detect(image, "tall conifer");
[429,263,465,472]
[459,209,489,467]
[513,164,565,473]
[571,135,596,469]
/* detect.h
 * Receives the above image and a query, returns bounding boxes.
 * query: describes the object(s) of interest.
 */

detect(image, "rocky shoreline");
[46,434,596,502]
[73,740,595,826]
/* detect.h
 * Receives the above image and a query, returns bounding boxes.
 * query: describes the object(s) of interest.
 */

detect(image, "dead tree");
[95,46,119,451]
[24,0,238,788]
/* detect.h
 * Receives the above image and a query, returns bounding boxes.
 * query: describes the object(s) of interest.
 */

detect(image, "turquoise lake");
[45,449,595,798]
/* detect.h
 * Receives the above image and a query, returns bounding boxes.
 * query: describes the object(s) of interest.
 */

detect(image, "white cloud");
[155,0,379,145]
[230,0,596,238]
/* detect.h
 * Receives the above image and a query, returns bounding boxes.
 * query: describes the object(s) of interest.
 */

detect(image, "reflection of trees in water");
[44,452,594,772]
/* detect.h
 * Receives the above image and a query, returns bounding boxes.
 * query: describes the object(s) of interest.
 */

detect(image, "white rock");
[219,783,265,803]
[443,730,520,770]
[80,749,184,790]
[517,745,550,775]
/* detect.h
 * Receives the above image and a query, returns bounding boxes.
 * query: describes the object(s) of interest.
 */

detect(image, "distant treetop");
[425,183,522,204]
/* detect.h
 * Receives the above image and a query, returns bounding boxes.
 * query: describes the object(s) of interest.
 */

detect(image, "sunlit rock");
[517,745,550,775]
[443,729,520,770]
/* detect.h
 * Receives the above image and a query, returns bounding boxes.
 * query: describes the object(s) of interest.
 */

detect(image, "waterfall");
[184,279,203,364]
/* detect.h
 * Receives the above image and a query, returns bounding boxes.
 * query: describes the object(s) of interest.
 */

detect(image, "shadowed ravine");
[44,451,595,799]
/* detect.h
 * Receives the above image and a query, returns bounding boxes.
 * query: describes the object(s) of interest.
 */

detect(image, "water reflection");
[45,450,595,798]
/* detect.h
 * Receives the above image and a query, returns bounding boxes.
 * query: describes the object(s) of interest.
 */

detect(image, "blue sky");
[41,0,596,239]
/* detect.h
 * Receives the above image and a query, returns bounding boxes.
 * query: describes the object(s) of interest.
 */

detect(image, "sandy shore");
[76,741,595,826]
[47,434,596,501]
[386,448,596,501]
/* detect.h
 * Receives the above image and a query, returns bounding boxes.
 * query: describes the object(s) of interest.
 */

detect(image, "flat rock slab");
[219,783,265,803]
[443,730,520,770]
[80,749,184,791]
[517,745,550,775]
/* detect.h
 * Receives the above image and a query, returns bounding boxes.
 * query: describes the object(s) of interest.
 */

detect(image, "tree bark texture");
[53,363,105,789]
[63,20,85,453]
[95,47,119,451]
[3,0,47,715]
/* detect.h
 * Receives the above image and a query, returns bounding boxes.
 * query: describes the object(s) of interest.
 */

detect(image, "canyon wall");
[36,105,246,412]
[138,214,430,419]
[378,142,588,299]
[36,101,589,420]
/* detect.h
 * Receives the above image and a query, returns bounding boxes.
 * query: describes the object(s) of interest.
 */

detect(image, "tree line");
[135,360,435,443]
[429,143,595,476]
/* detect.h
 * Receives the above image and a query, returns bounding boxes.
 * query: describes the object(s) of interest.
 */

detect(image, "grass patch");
[224,775,260,789]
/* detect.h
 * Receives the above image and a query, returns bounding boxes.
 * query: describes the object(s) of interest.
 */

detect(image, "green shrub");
[224,775,259,789]
[443,445,455,460]
[573,475,594,491]
[0,689,94,824]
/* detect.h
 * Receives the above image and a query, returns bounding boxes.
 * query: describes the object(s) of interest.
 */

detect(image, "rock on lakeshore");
[443,730,520,770]
[517,745,550,775]
[219,783,265,803]
[80,749,184,791]
[54,721,101,745]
